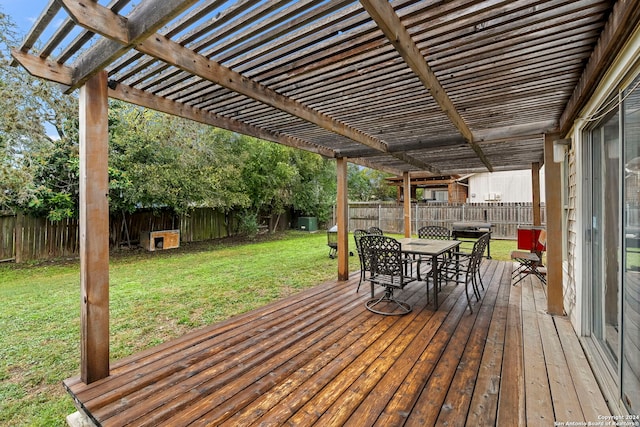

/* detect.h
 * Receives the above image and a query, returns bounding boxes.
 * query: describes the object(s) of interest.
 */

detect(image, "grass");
[0,231,516,426]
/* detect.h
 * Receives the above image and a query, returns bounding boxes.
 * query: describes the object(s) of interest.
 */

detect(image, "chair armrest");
[450,251,471,258]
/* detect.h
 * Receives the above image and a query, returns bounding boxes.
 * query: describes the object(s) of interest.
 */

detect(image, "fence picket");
[348,202,546,238]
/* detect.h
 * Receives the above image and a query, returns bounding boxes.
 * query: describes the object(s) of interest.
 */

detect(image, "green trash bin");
[298,217,318,232]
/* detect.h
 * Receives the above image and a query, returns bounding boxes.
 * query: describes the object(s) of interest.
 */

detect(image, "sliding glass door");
[588,107,620,367]
[584,72,640,414]
[622,74,640,413]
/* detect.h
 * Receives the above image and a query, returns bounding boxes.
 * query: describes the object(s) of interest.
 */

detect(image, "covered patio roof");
[12,0,640,175]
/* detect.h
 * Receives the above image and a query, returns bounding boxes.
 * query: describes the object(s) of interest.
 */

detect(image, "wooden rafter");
[11,45,432,172]
[58,0,200,91]
[59,0,388,154]
[473,120,559,142]
[56,0,445,173]
[358,0,494,172]
[10,51,73,88]
[11,0,620,175]
[348,158,402,176]
[10,0,60,66]
[559,0,640,133]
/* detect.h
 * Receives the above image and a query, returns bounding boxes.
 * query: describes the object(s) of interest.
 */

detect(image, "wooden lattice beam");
[59,0,200,91]
[57,0,443,172]
[560,0,640,134]
[359,0,494,172]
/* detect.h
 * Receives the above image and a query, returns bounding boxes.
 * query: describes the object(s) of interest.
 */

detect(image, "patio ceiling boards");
[11,0,632,176]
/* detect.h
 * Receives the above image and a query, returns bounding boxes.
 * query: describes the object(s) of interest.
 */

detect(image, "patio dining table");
[398,238,461,309]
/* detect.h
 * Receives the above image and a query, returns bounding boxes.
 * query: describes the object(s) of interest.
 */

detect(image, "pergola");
[12,0,640,385]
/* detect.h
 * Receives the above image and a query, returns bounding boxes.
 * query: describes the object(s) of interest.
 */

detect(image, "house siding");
[565,148,579,325]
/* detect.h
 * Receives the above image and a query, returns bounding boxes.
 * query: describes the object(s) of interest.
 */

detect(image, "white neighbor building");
[468,169,547,203]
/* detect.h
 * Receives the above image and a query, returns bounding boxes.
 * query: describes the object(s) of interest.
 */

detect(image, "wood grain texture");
[63,261,608,426]
[78,70,110,384]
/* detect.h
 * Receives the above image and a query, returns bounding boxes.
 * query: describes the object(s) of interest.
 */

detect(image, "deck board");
[64,260,611,426]
[466,262,511,426]
[521,278,555,425]
[496,277,526,426]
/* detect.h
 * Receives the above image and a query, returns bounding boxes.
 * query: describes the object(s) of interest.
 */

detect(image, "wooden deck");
[64,260,611,426]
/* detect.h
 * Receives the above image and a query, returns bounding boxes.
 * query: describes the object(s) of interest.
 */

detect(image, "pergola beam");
[12,45,432,172]
[109,83,336,158]
[14,0,448,176]
[348,158,403,176]
[59,0,200,91]
[9,52,337,159]
[57,0,390,155]
[473,121,559,142]
[559,0,640,134]
[359,0,493,172]
[11,51,73,88]
[61,0,446,174]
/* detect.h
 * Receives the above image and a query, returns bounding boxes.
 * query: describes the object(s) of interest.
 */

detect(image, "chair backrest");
[367,226,384,235]
[353,229,368,251]
[537,229,547,252]
[418,225,450,240]
[469,233,490,274]
[360,235,403,276]
[358,233,376,271]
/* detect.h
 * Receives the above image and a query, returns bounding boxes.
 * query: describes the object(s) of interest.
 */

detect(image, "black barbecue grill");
[327,225,338,258]
[451,222,492,258]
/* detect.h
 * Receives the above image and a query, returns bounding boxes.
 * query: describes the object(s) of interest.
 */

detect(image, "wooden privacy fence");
[1,208,234,263]
[0,214,80,262]
[348,202,547,239]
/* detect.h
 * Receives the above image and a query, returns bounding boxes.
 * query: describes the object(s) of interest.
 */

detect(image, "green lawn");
[0,231,515,426]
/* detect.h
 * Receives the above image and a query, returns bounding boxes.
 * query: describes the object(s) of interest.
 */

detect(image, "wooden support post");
[336,157,349,281]
[79,70,110,383]
[532,162,542,226]
[544,134,564,316]
[403,171,411,237]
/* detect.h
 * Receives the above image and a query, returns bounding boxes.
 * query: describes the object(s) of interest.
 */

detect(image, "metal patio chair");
[417,225,452,267]
[417,225,451,240]
[441,233,490,313]
[367,226,384,235]
[353,229,371,294]
[511,229,547,286]
[361,234,420,315]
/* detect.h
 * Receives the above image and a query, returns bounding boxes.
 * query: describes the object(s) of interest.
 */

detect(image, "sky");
[1,1,65,139]
[0,0,51,37]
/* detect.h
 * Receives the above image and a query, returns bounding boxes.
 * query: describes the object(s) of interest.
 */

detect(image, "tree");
[108,102,250,214]
[237,140,336,233]
[348,164,395,201]
[0,11,338,227]
[289,149,336,224]
[0,11,78,218]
